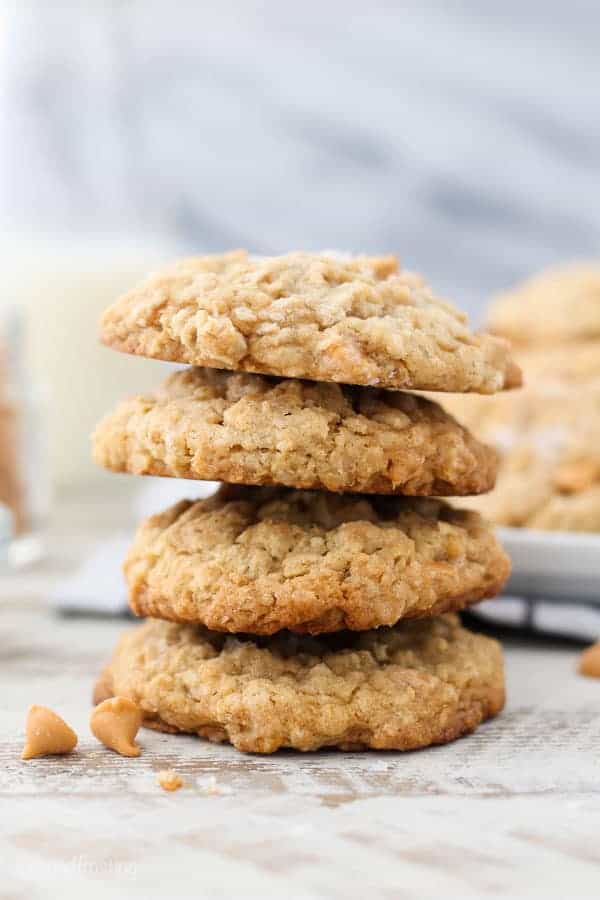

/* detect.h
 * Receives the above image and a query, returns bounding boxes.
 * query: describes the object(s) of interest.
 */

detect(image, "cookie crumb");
[579,641,600,678]
[200,775,222,796]
[158,769,183,792]
[90,697,142,757]
[21,705,78,760]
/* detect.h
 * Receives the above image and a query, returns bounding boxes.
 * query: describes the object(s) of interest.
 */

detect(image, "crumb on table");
[158,769,183,792]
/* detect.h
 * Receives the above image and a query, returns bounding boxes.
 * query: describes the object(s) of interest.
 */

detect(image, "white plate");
[497,527,600,603]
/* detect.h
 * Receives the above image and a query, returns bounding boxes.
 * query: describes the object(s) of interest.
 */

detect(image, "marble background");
[2,0,600,317]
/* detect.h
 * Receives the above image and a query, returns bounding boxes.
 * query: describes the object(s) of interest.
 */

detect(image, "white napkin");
[469,597,600,642]
[50,533,131,616]
[51,479,218,616]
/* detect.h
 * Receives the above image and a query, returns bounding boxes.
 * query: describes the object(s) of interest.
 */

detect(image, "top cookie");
[488,263,600,346]
[100,251,521,393]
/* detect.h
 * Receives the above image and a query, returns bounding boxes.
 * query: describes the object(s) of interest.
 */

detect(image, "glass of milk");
[0,307,48,566]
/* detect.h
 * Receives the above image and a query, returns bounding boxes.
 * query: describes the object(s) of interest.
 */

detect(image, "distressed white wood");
[1,491,599,900]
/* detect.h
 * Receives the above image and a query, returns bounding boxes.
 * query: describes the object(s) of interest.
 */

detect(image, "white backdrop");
[2,0,599,315]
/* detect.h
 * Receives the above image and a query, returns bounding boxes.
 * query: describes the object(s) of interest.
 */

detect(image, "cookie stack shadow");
[92,251,520,754]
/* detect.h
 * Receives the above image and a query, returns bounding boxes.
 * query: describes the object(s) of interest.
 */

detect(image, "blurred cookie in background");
[444,263,600,533]
[512,342,600,387]
[487,263,600,347]
[446,385,600,531]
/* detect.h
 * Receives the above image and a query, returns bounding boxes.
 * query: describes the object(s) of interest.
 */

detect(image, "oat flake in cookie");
[100,251,521,394]
[93,367,498,496]
[122,486,511,635]
[95,614,505,754]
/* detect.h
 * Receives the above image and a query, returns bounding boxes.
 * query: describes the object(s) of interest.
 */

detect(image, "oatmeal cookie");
[514,341,600,386]
[95,614,505,753]
[123,486,510,634]
[100,251,520,393]
[444,385,600,531]
[488,263,600,345]
[93,367,497,496]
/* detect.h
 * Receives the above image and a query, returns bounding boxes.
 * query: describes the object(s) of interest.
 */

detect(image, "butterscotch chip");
[95,615,505,754]
[157,769,183,791]
[579,642,600,678]
[99,251,520,394]
[21,705,78,760]
[488,263,600,345]
[93,367,497,497]
[123,485,510,635]
[90,697,142,757]
[444,385,600,531]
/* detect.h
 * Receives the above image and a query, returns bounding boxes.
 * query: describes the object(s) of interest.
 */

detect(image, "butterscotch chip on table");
[99,251,520,394]
[578,641,600,678]
[157,769,183,791]
[21,705,78,760]
[90,697,142,757]
[487,263,600,346]
[95,615,505,754]
[93,367,497,497]
[123,486,510,635]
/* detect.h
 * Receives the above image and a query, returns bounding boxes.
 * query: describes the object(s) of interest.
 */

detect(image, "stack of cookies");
[92,251,519,754]
[447,263,600,532]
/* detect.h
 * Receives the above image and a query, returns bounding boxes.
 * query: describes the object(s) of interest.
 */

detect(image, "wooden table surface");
[1,490,599,900]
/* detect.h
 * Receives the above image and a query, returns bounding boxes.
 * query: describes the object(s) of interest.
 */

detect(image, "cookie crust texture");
[96,614,505,753]
[123,486,511,634]
[93,367,498,496]
[100,251,521,394]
